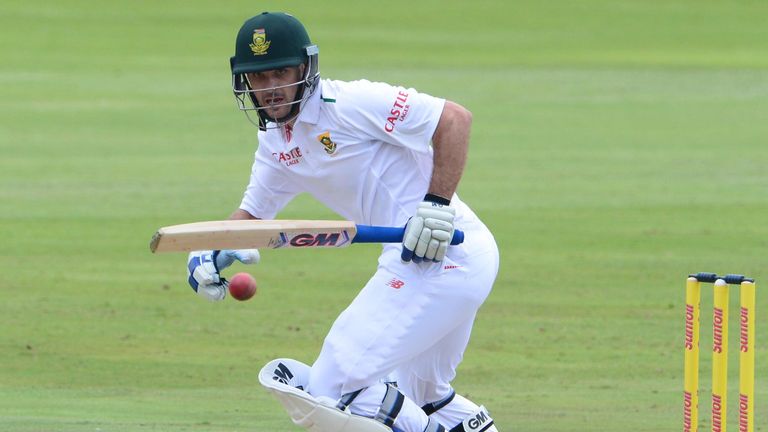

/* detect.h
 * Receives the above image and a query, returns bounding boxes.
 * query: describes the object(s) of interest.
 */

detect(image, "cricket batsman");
[186,12,500,432]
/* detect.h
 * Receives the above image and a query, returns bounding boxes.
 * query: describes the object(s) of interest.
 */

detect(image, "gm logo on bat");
[268,231,352,248]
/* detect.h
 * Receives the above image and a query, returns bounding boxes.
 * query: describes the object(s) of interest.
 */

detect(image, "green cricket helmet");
[230,12,320,130]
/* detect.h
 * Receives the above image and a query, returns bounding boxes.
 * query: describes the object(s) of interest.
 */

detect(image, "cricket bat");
[149,219,465,253]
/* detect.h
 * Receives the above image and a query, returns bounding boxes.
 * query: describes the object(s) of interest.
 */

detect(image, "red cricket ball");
[228,272,257,301]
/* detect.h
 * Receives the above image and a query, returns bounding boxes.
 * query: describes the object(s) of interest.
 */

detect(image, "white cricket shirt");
[239,78,477,228]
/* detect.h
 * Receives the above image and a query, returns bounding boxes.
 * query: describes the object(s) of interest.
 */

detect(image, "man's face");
[245,65,305,119]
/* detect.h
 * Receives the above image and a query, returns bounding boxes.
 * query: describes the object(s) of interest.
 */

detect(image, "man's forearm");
[229,209,259,220]
[428,101,472,201]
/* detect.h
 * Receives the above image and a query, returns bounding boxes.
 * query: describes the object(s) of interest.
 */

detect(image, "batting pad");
[259,358,392,432]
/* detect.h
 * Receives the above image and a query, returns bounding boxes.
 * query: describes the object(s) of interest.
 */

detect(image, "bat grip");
[353,225,464,245]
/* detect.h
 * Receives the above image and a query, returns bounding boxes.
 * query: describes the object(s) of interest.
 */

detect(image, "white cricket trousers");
[308,220,499,428]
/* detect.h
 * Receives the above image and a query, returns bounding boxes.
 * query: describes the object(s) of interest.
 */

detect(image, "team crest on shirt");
[250,29,270,56]
[317,132,337,155]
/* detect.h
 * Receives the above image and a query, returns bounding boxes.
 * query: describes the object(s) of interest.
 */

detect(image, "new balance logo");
[272,362,294,385]
[387,278,405,289]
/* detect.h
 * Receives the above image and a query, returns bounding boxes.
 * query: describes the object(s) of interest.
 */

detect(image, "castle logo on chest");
[272,146,303,167]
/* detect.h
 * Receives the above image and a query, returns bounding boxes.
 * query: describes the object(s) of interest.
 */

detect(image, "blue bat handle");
[352,225,464,245]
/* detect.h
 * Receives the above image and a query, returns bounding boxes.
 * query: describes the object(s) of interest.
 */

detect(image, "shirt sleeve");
[335,80,446,153]
[239,146,300,219]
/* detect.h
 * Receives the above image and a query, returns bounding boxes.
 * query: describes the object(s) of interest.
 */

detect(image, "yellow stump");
[685,277,701,432]
[739,281,756,432]
[711,279,729,432]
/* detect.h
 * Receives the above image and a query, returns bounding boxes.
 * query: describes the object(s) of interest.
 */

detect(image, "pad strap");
[374,383,405,427]
[337,389,363,411]
[421,390,456,415]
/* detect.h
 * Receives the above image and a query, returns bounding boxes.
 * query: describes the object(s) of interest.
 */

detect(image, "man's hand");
[401,201,455,263]
[187,249,260,301]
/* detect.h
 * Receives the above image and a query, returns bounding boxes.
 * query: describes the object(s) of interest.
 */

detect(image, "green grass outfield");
[2,0,767,430]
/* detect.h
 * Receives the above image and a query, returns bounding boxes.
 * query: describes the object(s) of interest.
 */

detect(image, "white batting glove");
[401,201,455,263]
[187,249,260,301]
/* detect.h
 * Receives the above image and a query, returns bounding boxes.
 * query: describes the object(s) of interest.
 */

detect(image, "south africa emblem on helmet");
[250,29,271,56]
[317,132,337,155]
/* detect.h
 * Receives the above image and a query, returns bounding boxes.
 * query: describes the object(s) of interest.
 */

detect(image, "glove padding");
[401,201,455,263]
[187,249,260,301]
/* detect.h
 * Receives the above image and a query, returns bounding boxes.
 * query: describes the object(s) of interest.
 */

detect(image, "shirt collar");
[295,80,322,126]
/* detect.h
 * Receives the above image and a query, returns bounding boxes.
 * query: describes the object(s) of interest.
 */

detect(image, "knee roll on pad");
[259,358,391,432]
[261,357,311,390]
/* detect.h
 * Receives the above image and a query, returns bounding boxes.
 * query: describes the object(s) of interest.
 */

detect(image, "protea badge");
[250,29,270,56]
[317,132,337,155]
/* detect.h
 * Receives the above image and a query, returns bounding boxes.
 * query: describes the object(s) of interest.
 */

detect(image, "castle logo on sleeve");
[250,29,270,55]
[384,90,410,133]
[317,131,337,155]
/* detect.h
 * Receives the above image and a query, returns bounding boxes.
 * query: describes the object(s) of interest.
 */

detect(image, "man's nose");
[265,76,279,88]
[265,74,285,89]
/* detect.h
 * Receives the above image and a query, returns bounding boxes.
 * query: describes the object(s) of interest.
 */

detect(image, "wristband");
[424,193,451,206]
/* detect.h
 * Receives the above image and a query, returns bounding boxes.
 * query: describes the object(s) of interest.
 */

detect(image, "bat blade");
[150,220,357,253]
